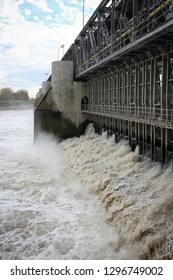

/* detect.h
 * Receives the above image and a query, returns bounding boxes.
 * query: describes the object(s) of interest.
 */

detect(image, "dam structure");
[35,0,173,164]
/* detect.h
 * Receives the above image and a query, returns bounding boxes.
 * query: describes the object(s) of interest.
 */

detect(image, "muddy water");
[59,125,173,260]
[0,109,172,259]
[0,109,131,259]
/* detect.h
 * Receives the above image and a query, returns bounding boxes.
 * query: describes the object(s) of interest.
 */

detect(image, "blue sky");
[0,0,101,98]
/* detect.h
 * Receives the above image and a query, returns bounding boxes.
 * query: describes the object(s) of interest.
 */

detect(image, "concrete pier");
[34,61,88,140]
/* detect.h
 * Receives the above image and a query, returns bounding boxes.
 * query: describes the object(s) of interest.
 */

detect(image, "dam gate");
[35,0,173,164]
[62,0,173,163]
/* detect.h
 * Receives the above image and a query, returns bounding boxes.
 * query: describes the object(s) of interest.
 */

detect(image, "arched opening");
[81,96,88,110]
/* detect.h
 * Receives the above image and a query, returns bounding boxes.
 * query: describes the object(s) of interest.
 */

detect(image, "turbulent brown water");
[0,109,173,260]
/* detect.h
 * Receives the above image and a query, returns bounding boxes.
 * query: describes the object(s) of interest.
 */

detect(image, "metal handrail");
[81,104,173,124]
[74,0,172,75]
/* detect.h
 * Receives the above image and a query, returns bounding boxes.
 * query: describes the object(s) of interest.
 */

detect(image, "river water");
[0,109,173,260]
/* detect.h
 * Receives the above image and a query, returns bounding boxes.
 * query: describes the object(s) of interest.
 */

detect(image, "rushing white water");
[0,109,173,260]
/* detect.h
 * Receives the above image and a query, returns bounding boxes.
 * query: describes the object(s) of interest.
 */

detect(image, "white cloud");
[85,0,101,9]
[0,0,102,98]
[0,70,8,84]
[33,15,40,21]
[27,0,53,13]
[0,0,4,9]
[24,8,32,15]
[0,0,22,22]
[68,0,78,4]
[45,15,52,20]
[54,0,79,22]
[17,0,25,4]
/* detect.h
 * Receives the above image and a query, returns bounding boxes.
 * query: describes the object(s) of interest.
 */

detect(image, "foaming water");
[0,112,173,260]
[0,110,132,260]
[59,124,173,260]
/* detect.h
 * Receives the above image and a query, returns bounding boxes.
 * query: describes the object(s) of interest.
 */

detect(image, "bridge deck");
[63,0,173,78]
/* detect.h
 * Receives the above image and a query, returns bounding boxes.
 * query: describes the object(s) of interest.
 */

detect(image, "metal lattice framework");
[62,0,173,77]
[61,0,173,163]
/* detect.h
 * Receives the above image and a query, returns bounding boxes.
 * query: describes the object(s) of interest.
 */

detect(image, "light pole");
[57,44,65,60]
[83,0,85,27]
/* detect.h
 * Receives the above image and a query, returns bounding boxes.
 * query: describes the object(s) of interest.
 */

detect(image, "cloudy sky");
[0,0,101,98]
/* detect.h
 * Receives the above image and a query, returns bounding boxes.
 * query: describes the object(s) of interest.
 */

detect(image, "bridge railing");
[81,104,173,125]
[73,0,173,76]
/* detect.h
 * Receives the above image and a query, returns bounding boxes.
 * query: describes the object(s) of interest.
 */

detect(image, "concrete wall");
[42,81,51,95]
[34,61,89,140]
[52,61,73,112]
[52,60,88,126]
[73,81,88,126]
[36,88,42,99]
[36,89,52,111]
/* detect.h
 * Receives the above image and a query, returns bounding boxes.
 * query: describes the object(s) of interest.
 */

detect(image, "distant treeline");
[0,87,31,103]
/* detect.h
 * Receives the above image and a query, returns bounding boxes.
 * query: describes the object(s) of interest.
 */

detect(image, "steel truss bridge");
[62,0,173,163]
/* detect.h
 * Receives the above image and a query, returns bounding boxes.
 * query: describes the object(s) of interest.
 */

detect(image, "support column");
[161,127,165,163]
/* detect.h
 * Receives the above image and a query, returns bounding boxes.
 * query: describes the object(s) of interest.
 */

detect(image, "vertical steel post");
[83,0,85,27]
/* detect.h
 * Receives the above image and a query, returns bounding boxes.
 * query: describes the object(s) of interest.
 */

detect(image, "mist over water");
[0,109,173,259]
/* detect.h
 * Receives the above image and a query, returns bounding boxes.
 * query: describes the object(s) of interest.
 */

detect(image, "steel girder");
[62,0,173,77]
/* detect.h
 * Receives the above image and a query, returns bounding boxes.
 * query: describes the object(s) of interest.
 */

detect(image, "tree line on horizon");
[0,87,31,102]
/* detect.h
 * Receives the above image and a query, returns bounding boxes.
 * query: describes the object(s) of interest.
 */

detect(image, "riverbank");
[0,101,33,110]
